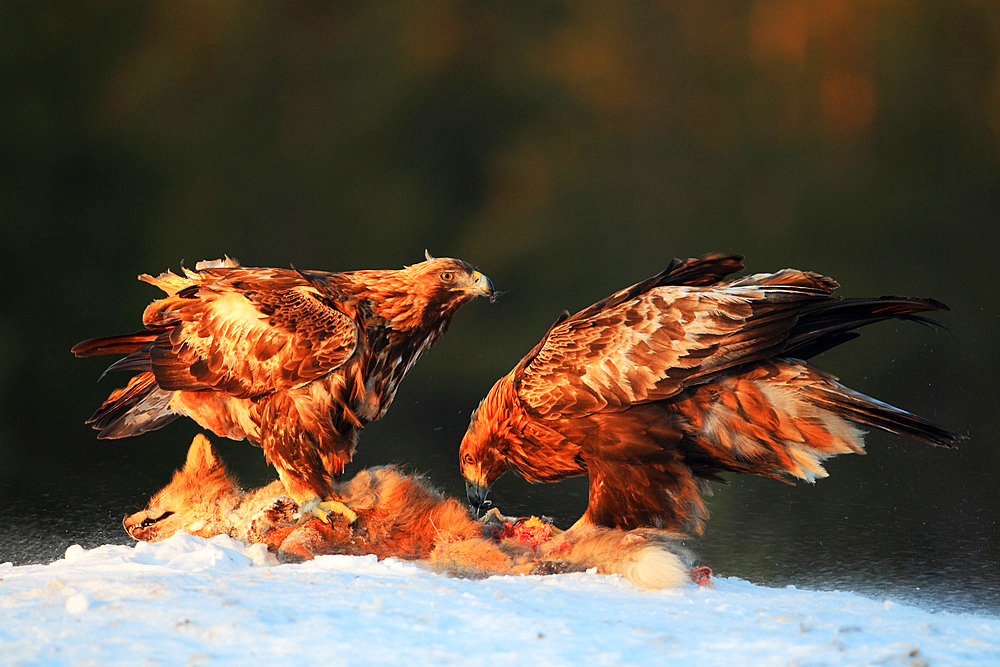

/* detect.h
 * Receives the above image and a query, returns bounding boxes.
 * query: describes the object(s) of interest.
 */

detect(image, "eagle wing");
[514,261,840,418]
[140,268,358,398]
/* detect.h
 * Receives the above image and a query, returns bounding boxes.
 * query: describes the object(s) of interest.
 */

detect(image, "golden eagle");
[460,253,960,532]
[75,253,494,521]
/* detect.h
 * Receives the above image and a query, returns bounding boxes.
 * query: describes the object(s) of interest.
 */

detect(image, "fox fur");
[124,434,702,590]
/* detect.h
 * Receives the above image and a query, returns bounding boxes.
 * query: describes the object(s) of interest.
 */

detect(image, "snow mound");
[1,535,997,665]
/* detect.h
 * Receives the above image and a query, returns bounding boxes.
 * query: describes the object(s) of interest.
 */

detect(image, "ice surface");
[1,533,997,665]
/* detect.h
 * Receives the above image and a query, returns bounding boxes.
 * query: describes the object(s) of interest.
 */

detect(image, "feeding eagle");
[460,253,962,532]
[75,252,494,522]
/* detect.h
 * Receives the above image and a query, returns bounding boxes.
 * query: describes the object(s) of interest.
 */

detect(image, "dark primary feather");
[783,295,948,360]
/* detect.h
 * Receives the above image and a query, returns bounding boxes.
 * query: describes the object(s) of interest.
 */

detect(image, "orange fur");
[124,435,700,589]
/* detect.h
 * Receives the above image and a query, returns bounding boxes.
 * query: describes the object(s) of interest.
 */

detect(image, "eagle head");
[411,252,496,306]
[459,386,515,516]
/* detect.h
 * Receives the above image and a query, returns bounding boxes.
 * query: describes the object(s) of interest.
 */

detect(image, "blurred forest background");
[1,2,997,610]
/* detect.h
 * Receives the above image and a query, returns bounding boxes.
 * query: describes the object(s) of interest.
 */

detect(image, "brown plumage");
[460,253,962,532]
[75,253,494,517]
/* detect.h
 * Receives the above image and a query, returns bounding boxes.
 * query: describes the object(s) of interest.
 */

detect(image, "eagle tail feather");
[87,371,178,439]
[802,382,963,448]
[675,360,962,490]
[71,329,160,358]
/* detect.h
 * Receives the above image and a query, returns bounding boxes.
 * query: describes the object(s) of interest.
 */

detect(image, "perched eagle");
[460,253,961,532]
[75,252,494,521]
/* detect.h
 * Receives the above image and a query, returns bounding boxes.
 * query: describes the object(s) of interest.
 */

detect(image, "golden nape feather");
[460,253,962,533]
[75,254,495,517]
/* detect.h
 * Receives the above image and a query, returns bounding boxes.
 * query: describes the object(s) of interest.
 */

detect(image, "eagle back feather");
[509,254,742,415]
[510,256,934,420]
[514,284,826,418]
[140,266,358,398]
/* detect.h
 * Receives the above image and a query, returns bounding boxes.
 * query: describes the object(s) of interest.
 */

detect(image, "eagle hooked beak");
[470,271,497,303]
[465,480,493,517]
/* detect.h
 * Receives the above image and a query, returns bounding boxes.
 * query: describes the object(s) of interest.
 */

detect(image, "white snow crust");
[1,533,997,665]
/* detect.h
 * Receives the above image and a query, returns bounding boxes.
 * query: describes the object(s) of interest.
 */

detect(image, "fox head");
[124,433,242,542]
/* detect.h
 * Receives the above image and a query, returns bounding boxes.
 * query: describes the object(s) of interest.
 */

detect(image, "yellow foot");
[316,500,357,525]
[297,497,357,525]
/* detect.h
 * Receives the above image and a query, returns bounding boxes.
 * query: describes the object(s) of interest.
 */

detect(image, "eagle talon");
[297,498,357,526]
[478,507,506,526]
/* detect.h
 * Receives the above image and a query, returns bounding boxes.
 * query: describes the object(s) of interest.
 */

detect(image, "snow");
[1,534,997,665]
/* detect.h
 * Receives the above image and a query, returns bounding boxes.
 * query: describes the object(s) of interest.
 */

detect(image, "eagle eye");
[439,271,455,283]
[463,452,475,466]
